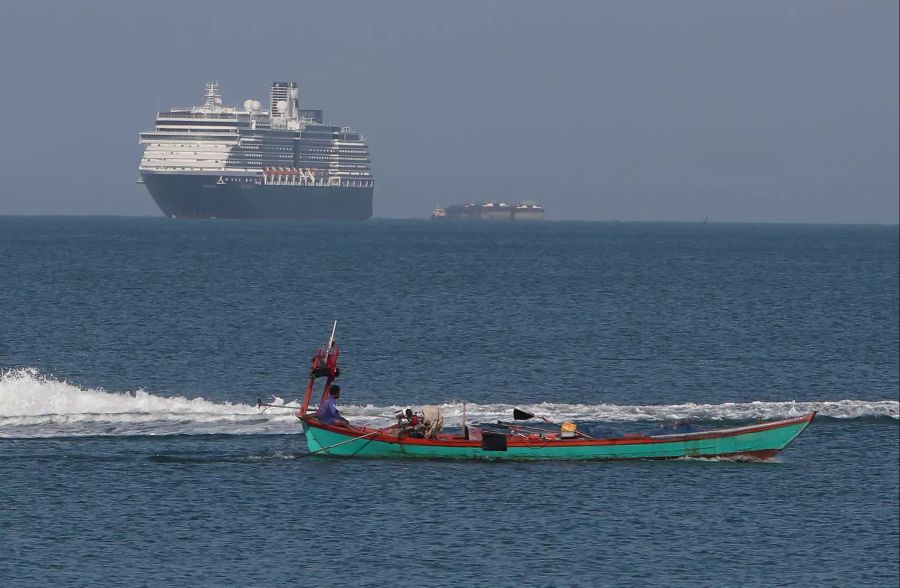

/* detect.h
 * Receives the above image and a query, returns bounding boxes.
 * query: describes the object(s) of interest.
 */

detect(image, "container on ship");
[138,81,374,220]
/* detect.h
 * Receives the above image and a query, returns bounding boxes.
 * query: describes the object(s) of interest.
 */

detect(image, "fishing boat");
[282,325,815,461]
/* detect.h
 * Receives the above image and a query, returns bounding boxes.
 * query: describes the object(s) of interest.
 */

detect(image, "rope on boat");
[298,428,382,458]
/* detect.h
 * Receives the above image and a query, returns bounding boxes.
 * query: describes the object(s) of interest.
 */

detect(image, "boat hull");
[142,172,373,220]
[301,413,815,461]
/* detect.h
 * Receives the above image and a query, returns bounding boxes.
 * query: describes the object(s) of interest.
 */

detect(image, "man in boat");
[316,385,351,427]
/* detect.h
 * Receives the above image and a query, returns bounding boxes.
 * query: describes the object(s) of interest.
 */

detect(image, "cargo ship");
[138,81,373,220]
[431,202,544,221]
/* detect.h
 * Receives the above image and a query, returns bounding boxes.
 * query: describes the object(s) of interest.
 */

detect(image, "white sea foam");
[0,368,300,438]
[0,368,896,439]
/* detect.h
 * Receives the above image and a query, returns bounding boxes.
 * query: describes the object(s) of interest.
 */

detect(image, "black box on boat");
[481,432,508,452]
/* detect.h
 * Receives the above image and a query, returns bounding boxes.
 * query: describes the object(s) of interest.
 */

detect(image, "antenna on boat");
[327,320,337,351]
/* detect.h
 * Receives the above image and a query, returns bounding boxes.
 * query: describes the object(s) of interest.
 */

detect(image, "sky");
[0,0,897,222]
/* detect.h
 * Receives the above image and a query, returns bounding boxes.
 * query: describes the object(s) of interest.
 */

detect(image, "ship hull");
[142,173,373,220]
[440,203,544,221]
[300,413,815,460]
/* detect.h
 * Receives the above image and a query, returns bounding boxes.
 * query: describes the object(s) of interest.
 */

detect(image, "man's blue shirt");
[317,395,340,424]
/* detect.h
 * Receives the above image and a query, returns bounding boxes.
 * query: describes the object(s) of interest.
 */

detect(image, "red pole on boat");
[317,340,340,408]
[299,348,323,417]
[299,321,340,418]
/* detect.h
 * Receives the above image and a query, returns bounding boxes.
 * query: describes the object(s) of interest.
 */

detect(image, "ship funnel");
[289,86,299,118]
[203,82,222,111]
[270,81,299,118]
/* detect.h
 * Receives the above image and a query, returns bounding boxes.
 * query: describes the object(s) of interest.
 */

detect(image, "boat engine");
[394,407,443,438]
[395,408,425,437]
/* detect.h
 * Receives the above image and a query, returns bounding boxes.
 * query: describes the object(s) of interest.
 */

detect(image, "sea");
[1,217,897,587]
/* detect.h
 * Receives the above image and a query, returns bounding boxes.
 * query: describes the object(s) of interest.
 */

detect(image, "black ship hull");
[143,173,373,220]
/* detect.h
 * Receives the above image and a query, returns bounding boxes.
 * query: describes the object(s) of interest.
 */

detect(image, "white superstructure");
[138,81,374,189]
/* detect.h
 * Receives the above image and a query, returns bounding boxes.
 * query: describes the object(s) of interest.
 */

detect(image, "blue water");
[1,218,897,586]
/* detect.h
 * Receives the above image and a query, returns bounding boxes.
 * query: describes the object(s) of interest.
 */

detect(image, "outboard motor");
[395,408,425,437]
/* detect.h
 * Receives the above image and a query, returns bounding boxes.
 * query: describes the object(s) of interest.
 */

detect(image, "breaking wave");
[1,368,897,439]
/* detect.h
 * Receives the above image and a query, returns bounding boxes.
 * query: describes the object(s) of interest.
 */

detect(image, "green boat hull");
[301,413,815,461]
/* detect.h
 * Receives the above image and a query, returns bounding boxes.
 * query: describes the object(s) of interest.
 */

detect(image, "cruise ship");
[138,81,373,219]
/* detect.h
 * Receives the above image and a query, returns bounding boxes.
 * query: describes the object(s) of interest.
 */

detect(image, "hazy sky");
[0,0,896,222]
